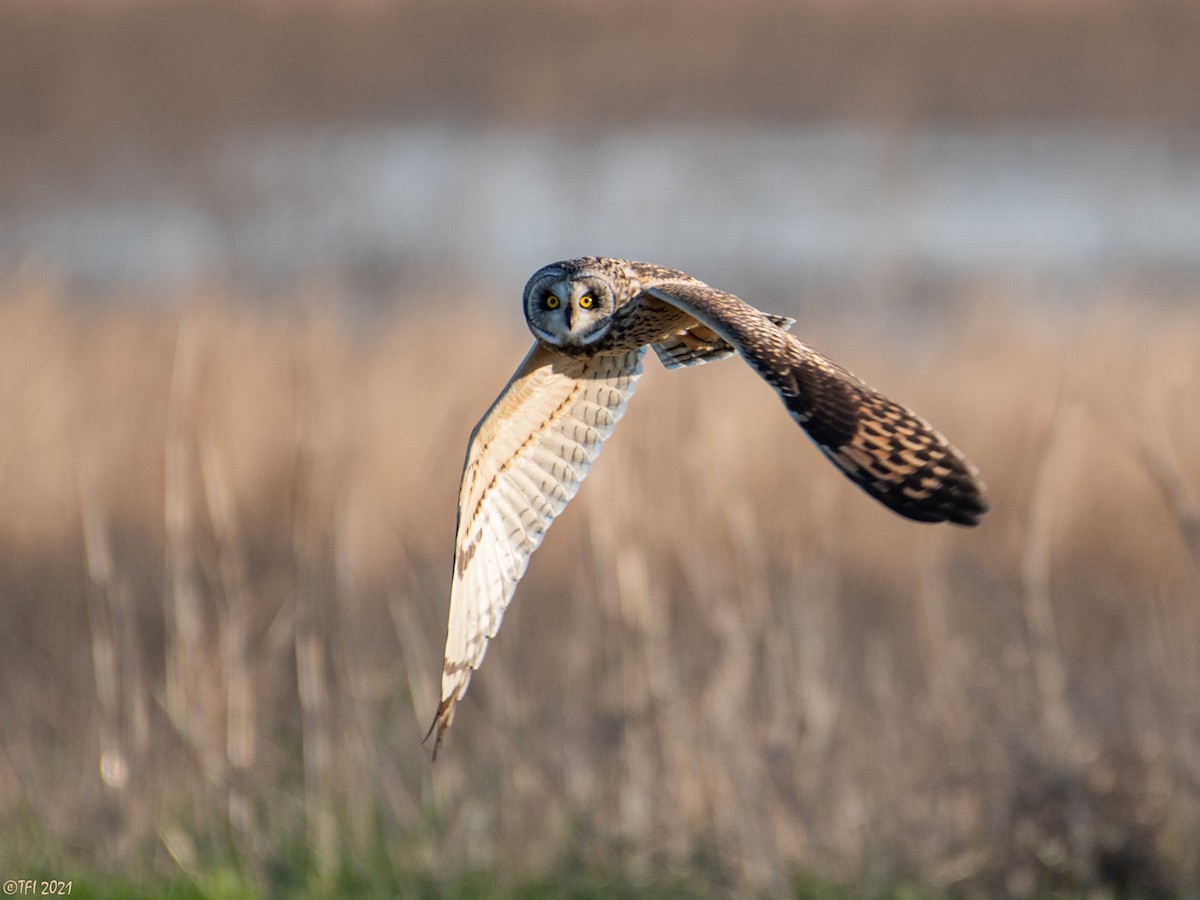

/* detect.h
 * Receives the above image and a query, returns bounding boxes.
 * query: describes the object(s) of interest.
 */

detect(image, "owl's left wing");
[644,281,988,526]
[428,342,646,757]
[651,314,795,369]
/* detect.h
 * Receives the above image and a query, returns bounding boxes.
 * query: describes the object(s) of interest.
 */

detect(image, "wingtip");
[874,468,989,527]
[948,489,990,527]
[943,462,990,527]
[423,696,456,762]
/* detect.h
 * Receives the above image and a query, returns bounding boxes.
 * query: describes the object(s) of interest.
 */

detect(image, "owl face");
[522,262,617,351]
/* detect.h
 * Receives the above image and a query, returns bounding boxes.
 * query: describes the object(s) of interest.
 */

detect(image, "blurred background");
[1,0,1199,896]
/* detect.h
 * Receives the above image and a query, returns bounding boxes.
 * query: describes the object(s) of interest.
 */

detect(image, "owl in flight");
[428,257,987,756]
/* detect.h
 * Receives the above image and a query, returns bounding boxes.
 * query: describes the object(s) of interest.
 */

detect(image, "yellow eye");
[545,294,560,309]
[578,293,594,309]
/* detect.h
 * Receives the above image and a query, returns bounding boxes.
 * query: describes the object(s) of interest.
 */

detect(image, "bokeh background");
[2,0,1199,896]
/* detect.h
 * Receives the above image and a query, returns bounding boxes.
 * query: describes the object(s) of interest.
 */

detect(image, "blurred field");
[5,0,1200,192]
[0,279,1197,895]
[9,0,1200,309]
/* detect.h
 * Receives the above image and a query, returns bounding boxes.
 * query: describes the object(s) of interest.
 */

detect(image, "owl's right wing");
[428,342,646,757]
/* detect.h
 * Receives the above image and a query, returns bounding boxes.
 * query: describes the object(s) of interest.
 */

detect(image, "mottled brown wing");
[428,342,646,757]
[644,283,988,525]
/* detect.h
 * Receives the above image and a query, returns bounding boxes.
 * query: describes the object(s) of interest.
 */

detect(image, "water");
[5,125,1200,309]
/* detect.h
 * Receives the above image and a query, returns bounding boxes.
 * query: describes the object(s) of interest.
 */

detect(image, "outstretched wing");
[428,342,646,756]
[644,282,988,525]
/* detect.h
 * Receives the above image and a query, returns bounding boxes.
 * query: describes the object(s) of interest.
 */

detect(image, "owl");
[427,257,987,756]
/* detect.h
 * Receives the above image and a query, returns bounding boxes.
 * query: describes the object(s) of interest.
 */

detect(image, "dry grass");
[0,279,1198,895]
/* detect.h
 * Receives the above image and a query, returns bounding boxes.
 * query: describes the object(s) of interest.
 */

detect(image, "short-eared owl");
[428,257,987,755]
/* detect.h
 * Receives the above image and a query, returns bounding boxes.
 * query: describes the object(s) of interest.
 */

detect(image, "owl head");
[522,260,617,351]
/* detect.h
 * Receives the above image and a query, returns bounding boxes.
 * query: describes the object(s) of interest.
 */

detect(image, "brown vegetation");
[0,278,1197,894]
